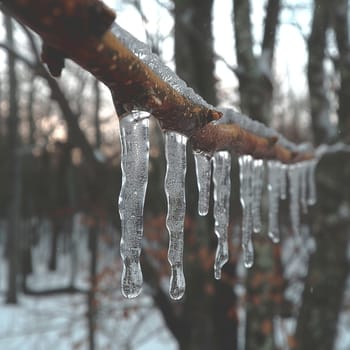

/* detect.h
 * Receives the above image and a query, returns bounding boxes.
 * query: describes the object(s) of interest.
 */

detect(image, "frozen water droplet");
[243,239,254,268]
[267,161,280,243]
[252,159,264,233]
[300,162,308,214]
[239,155,254,267]
[165,131,187,300]
[288,164,301,235]
[307,159,317,205]
[119,111,150,298]
[279,163,288,200]
[212,151,231,279]
[194,152,211,216]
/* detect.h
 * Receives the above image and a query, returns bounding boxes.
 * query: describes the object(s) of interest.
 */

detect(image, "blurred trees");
[0,0,350,350]
[295,1,350,349]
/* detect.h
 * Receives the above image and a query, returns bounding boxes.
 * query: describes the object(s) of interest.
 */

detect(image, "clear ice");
[279,163,288,200]
[213,151,231,279]
[119,111,150,298]
[288,164,301,235]
[194,152,211,216]
[307,160,317,205]
[300,162,308,214]
[252,159,264,233]
[239,155,254,268]
[267,161,281,243]
[164,131,187,300]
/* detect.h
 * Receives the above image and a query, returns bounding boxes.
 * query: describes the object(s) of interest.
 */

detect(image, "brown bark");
[1,0,314,164]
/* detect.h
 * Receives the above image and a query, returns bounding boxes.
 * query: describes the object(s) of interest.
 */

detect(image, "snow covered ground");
[0,218,178,350]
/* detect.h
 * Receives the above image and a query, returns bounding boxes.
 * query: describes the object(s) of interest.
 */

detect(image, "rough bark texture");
[0,0,313,164]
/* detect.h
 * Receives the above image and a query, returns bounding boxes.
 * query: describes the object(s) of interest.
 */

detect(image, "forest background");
[0,0,349,349]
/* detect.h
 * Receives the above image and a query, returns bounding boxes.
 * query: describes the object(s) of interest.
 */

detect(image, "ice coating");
[279,163,288,200]
[194,152,211,216]
[252,159,264,233]
[111,24,317,155]
[267,161,281,243]
[300,162,308,214]
[164,131,187,300]
[212,151,231,279]
[288,164,301,235]
[119,111,150,298]
[307,159,317,205]
[111,23,212,109]
[217,108,313,153]
[239,155,254,268]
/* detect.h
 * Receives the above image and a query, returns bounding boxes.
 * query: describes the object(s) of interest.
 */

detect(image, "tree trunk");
[93,79,101,149]
[5,15,21,304]
[307,0,335,145]
[233,0,280,124]
[295,153,350,350]
[232,2,284,349]
[296,1,350,348]
[173,0,217,105]
[87,220,98,350]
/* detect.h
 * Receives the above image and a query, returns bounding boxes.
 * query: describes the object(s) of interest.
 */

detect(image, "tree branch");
[1,0,314,163]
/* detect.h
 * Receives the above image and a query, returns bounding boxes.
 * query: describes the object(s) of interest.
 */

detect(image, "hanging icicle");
[194,152,211,216]
[164,131,187,300]
[251,159,264,233]
[307,159,317,205]
[267,161,281,243]
[239,155,254,268]
[300,162,308,214]
[119,111,150,298]
[213,151,231,279]
[288,164,301,235]
[279,163,288,200]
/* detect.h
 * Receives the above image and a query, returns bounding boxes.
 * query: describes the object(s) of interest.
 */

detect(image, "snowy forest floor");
[0,217,349,350]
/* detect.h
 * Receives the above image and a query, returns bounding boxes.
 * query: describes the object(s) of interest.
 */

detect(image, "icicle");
[300,162,308,214]
[239,155,254,268]
[307,159,317,205]
[212,151,231,279]
[279,163,288,200]
[119,111,150,298]
[251,159,264,233]
[267,161,281,243]
[164,131,187,300]
[288,164,301,235]
[194,152,211,216]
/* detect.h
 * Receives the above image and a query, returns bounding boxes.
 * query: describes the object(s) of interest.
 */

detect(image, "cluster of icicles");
[118,111,318,300]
